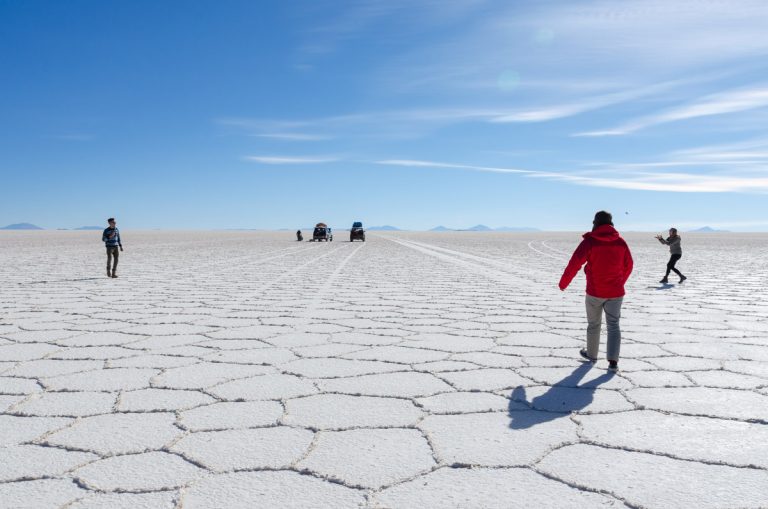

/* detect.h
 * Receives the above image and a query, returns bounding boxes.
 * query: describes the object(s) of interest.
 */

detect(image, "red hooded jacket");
[558,225,633,298]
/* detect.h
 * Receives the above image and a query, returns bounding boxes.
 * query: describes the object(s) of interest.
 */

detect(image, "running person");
[655,228,686,284]
[559,211,634,372]
[102,218,123,278]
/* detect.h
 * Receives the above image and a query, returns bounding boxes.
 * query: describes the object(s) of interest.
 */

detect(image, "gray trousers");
[585,294,623,361]
[106,247,119,273]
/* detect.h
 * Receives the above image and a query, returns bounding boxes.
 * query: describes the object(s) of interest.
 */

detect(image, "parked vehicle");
[350,221,365,242]
[312,223,333,242]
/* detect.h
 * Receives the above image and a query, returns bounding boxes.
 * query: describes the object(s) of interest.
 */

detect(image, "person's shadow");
[508,363,614,429]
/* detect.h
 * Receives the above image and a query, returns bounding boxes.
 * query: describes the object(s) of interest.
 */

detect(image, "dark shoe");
[579,349,597,363]
[111,274,118,278]
[608,360,618,372]
[659,278,668,284]
[107,269,111,278]
[679,275,687,283]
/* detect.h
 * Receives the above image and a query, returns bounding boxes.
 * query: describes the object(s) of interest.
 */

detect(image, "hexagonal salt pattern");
[373,467,623,508]
[538,444,768,509]
[297,428,435,488]
[172,427,314,472]
[67,491,178,509]
[45,412,181,455]
[74,451,205,491]
[1,230,767,507]
[183,471,366,508]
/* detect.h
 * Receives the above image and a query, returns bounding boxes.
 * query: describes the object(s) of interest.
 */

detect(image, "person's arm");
[559,239,590,291]
[622,243,634,285]
[102,229,108,243]
[657,236,669,245]
[118,230,123,250]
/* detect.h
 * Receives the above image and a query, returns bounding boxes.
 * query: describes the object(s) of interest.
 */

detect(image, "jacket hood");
[583,224,620,241]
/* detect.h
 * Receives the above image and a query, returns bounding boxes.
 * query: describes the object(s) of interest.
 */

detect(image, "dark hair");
[593,210,613,227]
[670,227,678,234]
[107,218,115,223]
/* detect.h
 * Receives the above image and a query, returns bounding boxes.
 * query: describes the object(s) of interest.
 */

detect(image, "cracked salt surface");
[173,427,314,472]
[1,231,767,507]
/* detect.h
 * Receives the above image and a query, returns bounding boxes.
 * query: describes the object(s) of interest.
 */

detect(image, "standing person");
[655,228,686,284]
[559,211,633,372]
[102,218,123,278]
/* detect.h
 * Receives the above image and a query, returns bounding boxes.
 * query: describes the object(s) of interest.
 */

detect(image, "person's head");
[107,218,116,227]
[592,210,613,230]
[669,227,678,237]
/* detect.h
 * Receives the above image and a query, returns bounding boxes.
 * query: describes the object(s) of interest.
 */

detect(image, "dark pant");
[665,253,682,278]
[106,246,119,273]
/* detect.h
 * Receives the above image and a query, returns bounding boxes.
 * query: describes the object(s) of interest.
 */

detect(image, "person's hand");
[120,247,124,252]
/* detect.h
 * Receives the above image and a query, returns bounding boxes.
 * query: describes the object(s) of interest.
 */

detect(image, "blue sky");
[2,0,768,231]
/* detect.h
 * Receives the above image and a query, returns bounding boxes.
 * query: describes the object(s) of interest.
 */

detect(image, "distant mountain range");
[1,223,43,230]
[74,226,103,230]
[368,225,401,231]
[688,226,729,233]
[430,224,540,232]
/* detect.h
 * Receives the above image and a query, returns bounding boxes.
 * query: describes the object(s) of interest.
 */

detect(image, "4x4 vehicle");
[350,222,365,242]
[312,223,333,242]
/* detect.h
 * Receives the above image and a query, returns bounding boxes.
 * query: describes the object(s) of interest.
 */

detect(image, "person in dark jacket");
[655,228,686,284]
[559,211,633,371]
[102,218,123,278]
[296,230,303,241]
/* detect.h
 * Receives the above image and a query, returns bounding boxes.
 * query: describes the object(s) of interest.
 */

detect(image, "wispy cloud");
[549,172,768,193]
[577,86,768,136]
[295,0,488,58]
[490,79,689,123]
[250,133,332,141]
[669,136,768,162]
[243,155,339,164]
[220,73,733,146]
[377,159,531,174]
[378,157,768,194]
[383,0,768,94]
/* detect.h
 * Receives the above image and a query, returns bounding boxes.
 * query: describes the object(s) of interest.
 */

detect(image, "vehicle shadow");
[508,363,614,430]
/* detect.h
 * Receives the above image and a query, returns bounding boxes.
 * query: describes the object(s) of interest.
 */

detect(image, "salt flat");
[1,230,767,508]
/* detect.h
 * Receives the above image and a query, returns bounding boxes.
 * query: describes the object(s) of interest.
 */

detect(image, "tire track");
[186,244,318,279]
[300,242,367,322]
[382,236,530,286]
[541,241,571,258]
[527,241,568,262]
[224,243,351,313]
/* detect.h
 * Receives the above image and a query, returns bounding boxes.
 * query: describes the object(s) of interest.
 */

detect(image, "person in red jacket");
[559,211,633,371]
